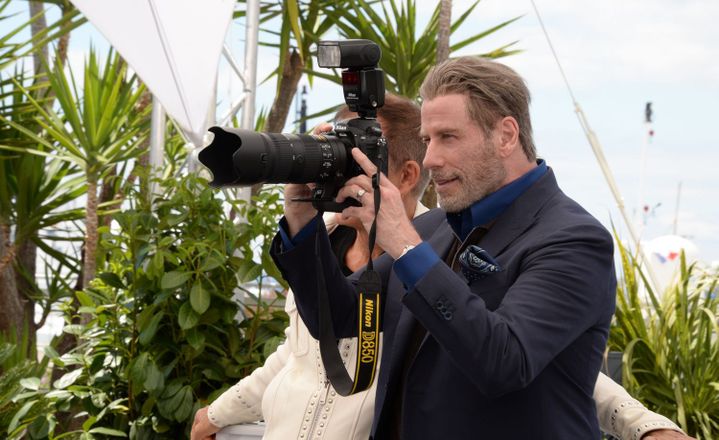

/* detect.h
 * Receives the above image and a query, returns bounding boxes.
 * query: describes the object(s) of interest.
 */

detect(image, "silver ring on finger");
[356,188,366,199]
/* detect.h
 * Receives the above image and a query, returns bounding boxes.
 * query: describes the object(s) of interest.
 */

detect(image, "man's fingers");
[350,148,394,188]
[336,183,369,204]
[312,122,333,135]
[351,148,379,177]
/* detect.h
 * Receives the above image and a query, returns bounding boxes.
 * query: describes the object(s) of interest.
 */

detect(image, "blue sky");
[465,0,719,264]
[5,0,719,263]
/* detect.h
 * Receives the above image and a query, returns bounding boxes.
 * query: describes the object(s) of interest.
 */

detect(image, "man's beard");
[433,144,506,213]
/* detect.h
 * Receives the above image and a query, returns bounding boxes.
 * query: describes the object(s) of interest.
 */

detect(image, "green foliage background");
[5,177,288,438]
[609,239,719,439]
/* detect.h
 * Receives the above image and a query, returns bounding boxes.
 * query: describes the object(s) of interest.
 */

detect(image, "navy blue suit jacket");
[271,169,616,439]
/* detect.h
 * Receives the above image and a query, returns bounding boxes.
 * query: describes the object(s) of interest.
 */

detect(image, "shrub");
[609,239,719,439]
[8,176,288,439]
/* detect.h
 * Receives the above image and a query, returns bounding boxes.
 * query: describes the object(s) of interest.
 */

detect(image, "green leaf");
[285,0,304,59]
[62,324,84,335]
[9,400,36,433]
[75,289,94,308]
[20,377,41,390]
[190,282,211,314]
[144,360,164,392]
[82,415,97,431]
[173,385,194,422]
[130,352,149,385]
[53,368,83,389]
[88,427,127,437]
[199,254,223,272]
[237,259,263,284]
[178,302,199,330]
[139,311,164,345]
[98,272,125,289]
[160,271,192,289]
[28,415,51,439]
[185,329,206,351]
[157,381,184,420]
[43,345,62,360]
[151,251,165,275]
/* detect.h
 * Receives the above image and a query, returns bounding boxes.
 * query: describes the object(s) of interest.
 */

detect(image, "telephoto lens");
[198,126,354,188]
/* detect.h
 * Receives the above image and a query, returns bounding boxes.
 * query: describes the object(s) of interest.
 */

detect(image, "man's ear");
[396,160,421,196]
[496,116,520,158]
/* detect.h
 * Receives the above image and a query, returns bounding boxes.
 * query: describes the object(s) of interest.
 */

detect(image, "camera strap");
[316,172,382,396]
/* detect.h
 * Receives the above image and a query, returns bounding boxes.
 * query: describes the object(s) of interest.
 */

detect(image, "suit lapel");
[479,168,560,257]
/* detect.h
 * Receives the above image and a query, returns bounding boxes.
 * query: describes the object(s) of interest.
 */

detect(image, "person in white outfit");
[191,94,691,440]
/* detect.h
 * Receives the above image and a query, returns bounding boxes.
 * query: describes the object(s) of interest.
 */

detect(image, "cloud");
[451,0,719,89]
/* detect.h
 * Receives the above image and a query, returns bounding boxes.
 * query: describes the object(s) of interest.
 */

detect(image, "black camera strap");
[316,172,382,396]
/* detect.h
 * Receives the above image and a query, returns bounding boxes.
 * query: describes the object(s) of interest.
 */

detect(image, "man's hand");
[281,122,337,237]
[643,429,696,440]
[190,406,220,440]
[284,183,318,237]
[335,148,421,258]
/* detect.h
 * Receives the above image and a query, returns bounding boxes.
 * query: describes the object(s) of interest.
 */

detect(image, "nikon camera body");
[198,39,387,212]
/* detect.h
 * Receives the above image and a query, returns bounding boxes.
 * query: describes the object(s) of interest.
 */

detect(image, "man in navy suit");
[272,57,616,439]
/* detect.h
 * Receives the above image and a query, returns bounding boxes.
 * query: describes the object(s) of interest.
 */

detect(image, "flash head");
[317,39,381,69]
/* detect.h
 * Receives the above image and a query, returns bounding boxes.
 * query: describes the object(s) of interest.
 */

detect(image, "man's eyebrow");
[420,127,457,137]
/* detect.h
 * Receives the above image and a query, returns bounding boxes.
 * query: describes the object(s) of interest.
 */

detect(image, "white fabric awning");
[70,0,236,146]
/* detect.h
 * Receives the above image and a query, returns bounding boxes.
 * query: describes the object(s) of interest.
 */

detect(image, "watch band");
[398,244,416,259]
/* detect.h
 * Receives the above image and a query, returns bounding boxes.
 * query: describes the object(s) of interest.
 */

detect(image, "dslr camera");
[198,39,387,212]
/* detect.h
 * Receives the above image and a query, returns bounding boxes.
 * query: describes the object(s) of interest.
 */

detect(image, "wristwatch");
[398,244,416,259]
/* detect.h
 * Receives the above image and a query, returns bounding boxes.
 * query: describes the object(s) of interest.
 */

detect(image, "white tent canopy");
[70,0,236,147]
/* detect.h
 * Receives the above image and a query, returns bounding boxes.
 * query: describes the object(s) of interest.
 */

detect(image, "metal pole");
[531,0,661,292]
[637,122,649,227]
[241,0,259,131]
[574,105,661,292]
[637,102,653,229]
[300,85,308,133]
[149,96,166,202]
[672,181,682,236]
[236,0,260,204]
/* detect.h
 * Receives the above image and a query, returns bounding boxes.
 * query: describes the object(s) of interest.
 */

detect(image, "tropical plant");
[317,0,521,100]
[0,70,85,353]
[0,332,50,436]
[0,0,83,72]
[609,239,719,439]
[0,0,85,357]
[235,0,354,132]
[7,175,289,438]
[3,49,150,289]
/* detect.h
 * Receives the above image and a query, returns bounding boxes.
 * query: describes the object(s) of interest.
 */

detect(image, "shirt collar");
[447,159,547,241]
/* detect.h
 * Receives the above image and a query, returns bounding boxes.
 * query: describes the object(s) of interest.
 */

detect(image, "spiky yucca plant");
[609,238,719,439]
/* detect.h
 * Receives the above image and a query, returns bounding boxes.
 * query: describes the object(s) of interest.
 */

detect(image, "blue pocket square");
[459,245,502,282]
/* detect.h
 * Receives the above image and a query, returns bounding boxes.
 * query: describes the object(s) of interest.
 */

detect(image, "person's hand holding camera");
[282,121,335,236]
[283,183,317,237]
[336,148,421,259]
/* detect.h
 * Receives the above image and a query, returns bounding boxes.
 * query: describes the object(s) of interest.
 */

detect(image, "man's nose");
[422,141,442,170]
